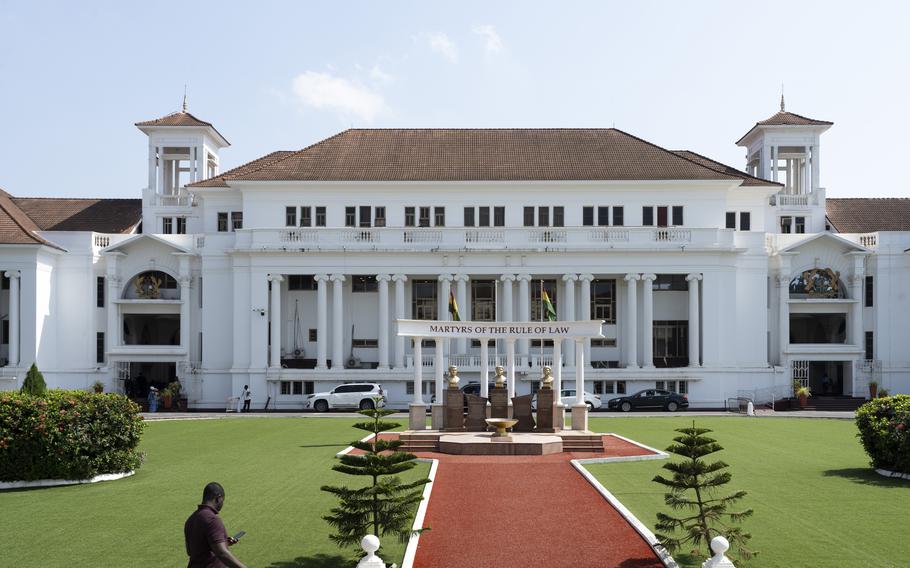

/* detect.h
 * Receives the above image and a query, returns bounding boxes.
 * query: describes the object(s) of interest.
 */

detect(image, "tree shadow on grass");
[822,467,908,487]
[265,553,350,568]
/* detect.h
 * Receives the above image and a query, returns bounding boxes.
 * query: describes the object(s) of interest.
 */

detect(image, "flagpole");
[539,279,544,365]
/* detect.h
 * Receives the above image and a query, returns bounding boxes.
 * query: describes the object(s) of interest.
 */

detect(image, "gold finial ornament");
[541,366,553,388]
[447,365,459,388]
[494,365,506,388]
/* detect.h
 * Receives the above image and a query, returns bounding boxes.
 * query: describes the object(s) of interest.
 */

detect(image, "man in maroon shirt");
[184,482,247,568]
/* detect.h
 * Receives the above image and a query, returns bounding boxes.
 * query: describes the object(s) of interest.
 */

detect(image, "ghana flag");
[448,291,461,321]
[542,289,557,321]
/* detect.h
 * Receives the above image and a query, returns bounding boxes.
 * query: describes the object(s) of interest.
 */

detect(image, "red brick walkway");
[409,435,665,568]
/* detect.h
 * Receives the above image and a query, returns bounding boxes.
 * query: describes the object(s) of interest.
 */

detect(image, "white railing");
[653,228,691,242]
[155,194,194,207]
[93,234,110,248]
[465,229,505,244]
[531,354,554,368]
[195,235,205,249]
[776,194,810,207]
[858,233,877,248]
[589,228,630,242]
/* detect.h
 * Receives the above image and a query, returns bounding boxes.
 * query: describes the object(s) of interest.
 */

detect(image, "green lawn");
[0,417,427,568]
[586,416,909,568]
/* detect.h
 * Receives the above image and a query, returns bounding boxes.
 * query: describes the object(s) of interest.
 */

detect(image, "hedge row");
[855,394,910,475]
[0,390,145,482]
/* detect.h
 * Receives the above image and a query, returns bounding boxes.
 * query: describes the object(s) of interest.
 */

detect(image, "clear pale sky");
[1,1,907,199]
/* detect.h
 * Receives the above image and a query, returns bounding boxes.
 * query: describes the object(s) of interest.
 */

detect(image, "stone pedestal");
[443,388,465,431]
[535,388,556,433]
[571,404,588,431]
[409,403,426,431]
[512,394,536,432]
[554,404,566,431]
[489,386,509,419]
[431,404,444,430]
[464,394,488,431]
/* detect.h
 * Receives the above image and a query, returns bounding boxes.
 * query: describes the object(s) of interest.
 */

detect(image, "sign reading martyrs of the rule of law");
[395,319,605,339]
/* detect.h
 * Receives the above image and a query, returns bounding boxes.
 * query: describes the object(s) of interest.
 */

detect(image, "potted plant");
[868,380,879,399]
[161,385,173,410]
[91,380,105,394]
[166,381,182,410]
[796,386,811,408]
[878,388,889,398]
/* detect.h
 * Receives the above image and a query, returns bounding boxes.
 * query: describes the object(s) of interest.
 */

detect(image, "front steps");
[773,396,867,412]
[399,431,605,453]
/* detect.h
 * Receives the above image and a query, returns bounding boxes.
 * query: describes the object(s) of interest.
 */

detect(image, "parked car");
[305,383,386,412]
[607,389,688,412]
[532,389,601,411]
[430,382,501,406]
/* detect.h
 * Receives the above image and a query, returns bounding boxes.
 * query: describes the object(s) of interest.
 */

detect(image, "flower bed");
[855,394,910,475]
[0,390,144,482]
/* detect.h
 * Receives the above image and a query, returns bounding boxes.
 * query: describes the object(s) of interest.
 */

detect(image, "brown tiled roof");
[737,111,832,145]
[12,197,141,233]
[672,150,781,187]
[0,188,57,247]
[191,151,295,188]
[192,128,764,185]
[135,111,230,145]
[826,198,910,233]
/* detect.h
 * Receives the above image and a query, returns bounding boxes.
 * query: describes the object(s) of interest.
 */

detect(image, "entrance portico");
[396,319,605,431]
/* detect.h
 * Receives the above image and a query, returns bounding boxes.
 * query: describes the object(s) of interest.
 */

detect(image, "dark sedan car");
[429,382,501,405]
[607,389,689,412]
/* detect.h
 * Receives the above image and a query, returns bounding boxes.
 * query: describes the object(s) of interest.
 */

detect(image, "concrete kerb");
[875,468,910,481]
[0,470,135,491]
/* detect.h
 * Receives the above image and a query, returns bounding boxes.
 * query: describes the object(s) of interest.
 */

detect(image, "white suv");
[305,383,386,412]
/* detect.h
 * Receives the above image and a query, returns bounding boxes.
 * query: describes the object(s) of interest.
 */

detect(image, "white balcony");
[233,226,737,252]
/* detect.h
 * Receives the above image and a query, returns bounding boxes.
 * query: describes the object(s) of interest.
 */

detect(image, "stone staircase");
[399,432,441,453]
[559,433,605,453]
[398,431,605,453]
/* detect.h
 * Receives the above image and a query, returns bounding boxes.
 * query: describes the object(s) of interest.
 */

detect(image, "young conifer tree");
[20,363,47,397]
[322,401,430,547]
[652,422,755,560]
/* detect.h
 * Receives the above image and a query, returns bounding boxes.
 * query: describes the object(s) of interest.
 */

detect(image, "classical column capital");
[3,270,20,279]
[330,274,346,283]
[376,274,392,282]
[776,274,791,287]
[578,273,595,282]
[624,273,641,282]
[686,273,703,282]
[453,273,470,282]
[438,273,454,282]
[562,273,579,282]
[267,274,284,283]
[392,273,408,283]
[516,273,532,282]
[314,273,330,283]
[500,274,517,282]
[641,273,658,282]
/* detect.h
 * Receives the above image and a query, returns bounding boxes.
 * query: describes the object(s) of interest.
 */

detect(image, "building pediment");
[777,232,870,255]
[102,234,192,255]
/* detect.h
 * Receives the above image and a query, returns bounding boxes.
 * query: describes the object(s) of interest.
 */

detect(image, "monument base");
[431,404,444,430]
[554,404,566,431]
[409,403,427,431]
[571,404,588,431]
[439,433,562,455]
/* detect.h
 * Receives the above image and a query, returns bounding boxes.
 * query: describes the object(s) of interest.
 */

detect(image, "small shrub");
[0,390,145,481]
[20,363,46,397]
[855,394,910,474]
[91,380,105,394]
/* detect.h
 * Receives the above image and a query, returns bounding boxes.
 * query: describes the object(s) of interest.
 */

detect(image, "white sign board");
[395,319,604,339]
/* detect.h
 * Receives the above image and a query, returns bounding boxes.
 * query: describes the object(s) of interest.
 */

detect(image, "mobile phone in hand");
[232,531,246,541]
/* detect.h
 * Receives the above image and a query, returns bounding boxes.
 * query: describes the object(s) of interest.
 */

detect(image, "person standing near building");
[148,386,159,413]
[241,385,252,412]
[184,482,247,568]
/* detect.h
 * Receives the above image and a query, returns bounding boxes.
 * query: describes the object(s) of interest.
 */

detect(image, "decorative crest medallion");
[134,274,162,299]
[790,268,841,298]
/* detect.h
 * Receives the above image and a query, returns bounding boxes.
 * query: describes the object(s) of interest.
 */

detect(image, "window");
[406,381,434,396]
[176,217,186,234]
[286,207,297,227]
[280,381,306,396]
[597,206,609,226]
[374,206,386,227]
[434,207,445,227]
[217,212,229,232]
[96,332,105,364]
[590,338,617,347]
[642,206,654,226]
[794,216,806,234]
[865,331,874,360]
[652,320,689,367]
[657,206,669,227]
[199,277,203,308]
[583,206,594,226]
[652,275,688,291]
[613,206,624,226]
[538,206,549,227]
[405,207,416,227]
[359,206,372,228]
[672,206,684,226]
[494,206,505,227]
[308,328,318,343]
[530,279,557,321]
[726,212,737,229]
[198,332,203,361]
[419,207,431,227]
[315,207,326,227]
[590,279,616,323]
[780,216,792,233]
[739,212,751,231]
[97,276,105,308]
[300,206,312,227]
[162,217,173,234]
[478,206,490,227]
[352,338,379,348]
[231,212,243,231]
[345,207,356,227]
[471,280,496,321]
[464,207,475,227]
[865,276,874,307]
[288,275,318,291]
[411,280,437,320]
[553,206,564,227]
[523,206,535,227]
[352,275,378,293]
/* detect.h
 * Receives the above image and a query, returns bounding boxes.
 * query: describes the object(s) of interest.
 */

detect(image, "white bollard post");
[357,534,386,568]
[746,401,755,416]
[701,535,736,568]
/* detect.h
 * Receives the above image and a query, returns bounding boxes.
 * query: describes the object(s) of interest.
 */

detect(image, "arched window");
[789,268,845,299]
[123,271,180,300]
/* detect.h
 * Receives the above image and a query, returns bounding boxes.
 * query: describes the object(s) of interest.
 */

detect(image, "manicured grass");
[586,416,909,568]
[0,417,427,568]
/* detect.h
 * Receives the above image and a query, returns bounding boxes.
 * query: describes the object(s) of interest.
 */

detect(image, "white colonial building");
[1,100,908,409]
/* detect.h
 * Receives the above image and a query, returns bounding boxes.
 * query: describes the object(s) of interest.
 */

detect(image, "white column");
[148,143,157,192]
[180,275,191,352]
[641,273,656,368]
[500,274,515,321]
[506,338,516,401]
[553,339,562,402]
[434,337,444,403]
[106,276,121,351]
[331,274,345,369]
[562,274,577,365]
[454,274,469,353]
[579,274,594,364]
[377,275,391,370]
[517,274,531,359]
[687,273,702,367]
[438,274,453,357]
[5,271,19,367]
[268,275,282,369]
[393,274,407,368]
[413,339,424,404]
[624,273,640,368]
[480,338,489,399]
[851,275,863,347]
[157,146,166,195]
[811,144,820,190]
[575,339,585,405]
[315,274,329,370]
[778,275,790,365]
